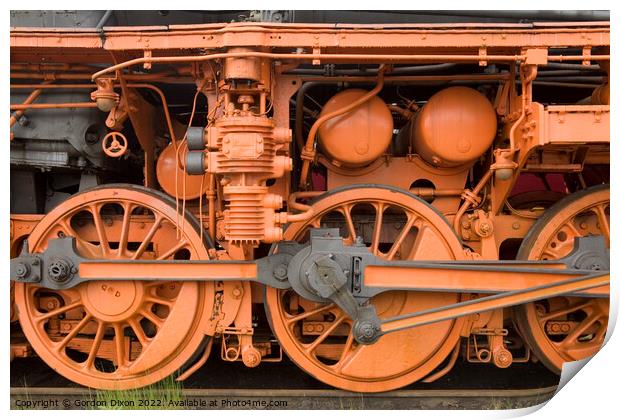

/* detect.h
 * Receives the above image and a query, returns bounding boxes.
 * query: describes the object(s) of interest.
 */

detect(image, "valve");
[102,131,128,158]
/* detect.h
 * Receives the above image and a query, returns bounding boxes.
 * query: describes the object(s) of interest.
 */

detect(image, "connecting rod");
[11,230,609,344]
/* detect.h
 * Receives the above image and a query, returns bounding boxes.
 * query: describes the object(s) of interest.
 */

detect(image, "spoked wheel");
[265,185,466,392]
[14,185,214,389]
[515,185,610,373]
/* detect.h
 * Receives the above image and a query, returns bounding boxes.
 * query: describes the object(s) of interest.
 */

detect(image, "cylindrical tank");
[412,86,497,167]
[156,141,207,200]
[318,89,393,167]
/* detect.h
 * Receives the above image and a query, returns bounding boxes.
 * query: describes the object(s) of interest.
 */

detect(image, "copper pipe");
[299,65,387,188]
[10,102,98,110]
[452,169,493,234]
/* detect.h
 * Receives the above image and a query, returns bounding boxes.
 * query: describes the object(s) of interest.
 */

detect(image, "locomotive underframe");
[10,18,610,392]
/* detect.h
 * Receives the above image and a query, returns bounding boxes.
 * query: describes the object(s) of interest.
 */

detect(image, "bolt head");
[15,263,29,278]
[273,264,288,281]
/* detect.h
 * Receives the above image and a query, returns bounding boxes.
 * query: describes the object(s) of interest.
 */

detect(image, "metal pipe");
[10,63,101,72]
[296,73,511,83]
[452,169,493,234]
[92,52,529,80]
[10,102,98,110]
[207,174,216,245]
[294,82,320,152]
[299,65,387,188]
[11,72,178,82]
[542,63,602,71]
[288,191,323,212]
[11,84,96,90]
[10,85,47,129]
[92,51,608,81]
[96,10,114,30]
[10,82,181,148]
[409,188,462,198]
[286,63,457,76]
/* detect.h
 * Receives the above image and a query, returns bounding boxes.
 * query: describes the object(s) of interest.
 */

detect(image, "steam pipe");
[453,170,493,234]
[285,63,457,76]
[294,82,320,152]
[298,65,387,188]
[10,102,98,110]
[92,50,608,81]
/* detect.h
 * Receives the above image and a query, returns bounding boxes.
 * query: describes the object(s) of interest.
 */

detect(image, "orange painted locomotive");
[9,11,610,392]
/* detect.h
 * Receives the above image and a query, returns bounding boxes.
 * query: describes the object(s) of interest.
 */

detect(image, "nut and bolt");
[273,264,288,281]
[15,263,30,279]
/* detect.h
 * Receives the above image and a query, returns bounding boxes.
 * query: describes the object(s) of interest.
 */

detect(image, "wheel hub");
[83,281,143,322]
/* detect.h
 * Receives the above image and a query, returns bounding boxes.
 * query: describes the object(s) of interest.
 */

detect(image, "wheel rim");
[15,186,214,389]
[517,186,609,373]
[265,186,465,392]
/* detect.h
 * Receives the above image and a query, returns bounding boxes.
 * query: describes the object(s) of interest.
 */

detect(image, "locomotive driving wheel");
[515,185,610,374]
[265,185,466,392]
[14,185,214,389]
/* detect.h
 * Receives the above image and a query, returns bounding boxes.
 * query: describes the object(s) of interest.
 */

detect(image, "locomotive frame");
[9,14,610,393]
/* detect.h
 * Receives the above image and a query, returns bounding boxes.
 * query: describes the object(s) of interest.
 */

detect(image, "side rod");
[380,272,609,334]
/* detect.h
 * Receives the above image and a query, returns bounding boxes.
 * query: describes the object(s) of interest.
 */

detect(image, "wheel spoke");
[304,315,347,353]
[285,303,336,325]
[128,318,150,347]
[340,204,357,242]
[34,300,84,322]
[113,324,127,367]
[386,213,417,260]
[58,220,100,258]
[593,204,610,246]
[332,329,356,374]
[562,220,582,238]
[370,202,384,254]
[55,314,93,352]
[117,202,134,257]
[132,215,163,260]
[559,313,601,349]
[157,239,188,260]
[139,309,164,329]
[84,321,106,368]
[146,295,174,307]
[539,301,591,323]
[89,204,110,256]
